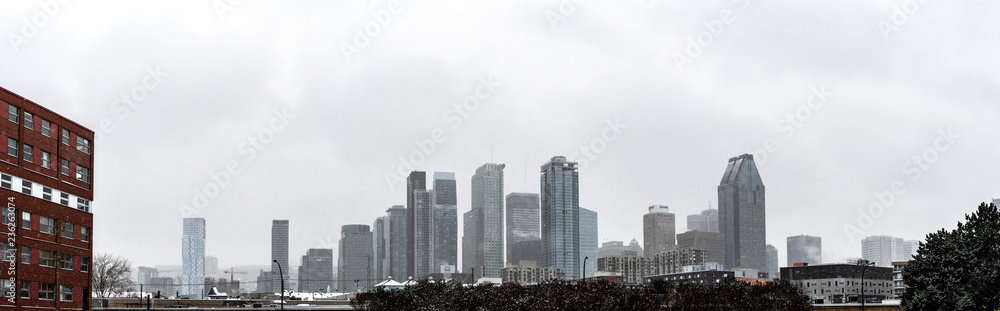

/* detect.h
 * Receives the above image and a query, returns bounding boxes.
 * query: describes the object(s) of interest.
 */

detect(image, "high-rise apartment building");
[298,249,334,292]
[464,163,505,278]
[787,235,822,265]
[412,189,434,278]
[406,171,426,278]
[676,231,725,267]
[338,224,373,292]
[272,220,289,289]
[385,205,407,279]
[182,218,206,298]
[644,205,676,255]
[506,193,540,261]
[0,88,96,309]
[137,266,159,287]
[432,172,458,272]
[766,244,779,279]
[540,156,580,279]
[686,208,719,233]
[718,154,766,271]
[579,207,598,279]
[862,235,909,267]
[372,216,386,280]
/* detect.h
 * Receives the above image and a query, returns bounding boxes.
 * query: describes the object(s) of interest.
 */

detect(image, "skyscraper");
[385,205,408,279]
[766,244,779,279]
[506,192,540,262]
[718,154,766,271]
[182,218,206,298]
[338,224,373,292]
[372,216,386,280]
[433,172,458,272]
[412,189,435,278]
[272,220,290,288]
[579,207,598,279]
[464,163,505,278]
[406,171,426,278]
[541,156,580,279]
[644,205,676,255]
[787,235,822,265]
[205,256,219,278]
[862,235,906,267]
[299,249,334,292]
[686,208,719,233]
[598,239,644,258]
[676,231,725,267]
[462,207,482,279]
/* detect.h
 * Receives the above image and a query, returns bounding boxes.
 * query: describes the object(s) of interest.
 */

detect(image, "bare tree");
[92,253,134,298]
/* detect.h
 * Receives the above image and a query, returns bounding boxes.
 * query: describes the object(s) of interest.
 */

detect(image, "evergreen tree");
[903,202,1000,310]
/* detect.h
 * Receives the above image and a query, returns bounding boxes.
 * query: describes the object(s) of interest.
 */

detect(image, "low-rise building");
[780,263,893,304]
[642,270,735,285]
[501,261,564,284]
[892,261,908,299]
[596,251,645,284]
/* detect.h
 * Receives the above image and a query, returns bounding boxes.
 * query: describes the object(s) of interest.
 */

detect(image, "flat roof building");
[0,86,95,310]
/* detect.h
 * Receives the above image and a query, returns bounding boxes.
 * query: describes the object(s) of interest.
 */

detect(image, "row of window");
[1,244,89,271]
[1,210,90,242]
[0,280,75,302]
[7,104,90,155]
[0,172,92,213]
[5,138,90,183]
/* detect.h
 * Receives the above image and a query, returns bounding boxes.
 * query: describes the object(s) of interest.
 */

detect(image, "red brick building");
[0,86,94,310]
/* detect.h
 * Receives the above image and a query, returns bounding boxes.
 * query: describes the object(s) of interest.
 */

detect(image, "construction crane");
[223,267,247,296]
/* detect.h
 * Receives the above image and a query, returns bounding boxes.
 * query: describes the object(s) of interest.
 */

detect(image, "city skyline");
[5,1,995,275]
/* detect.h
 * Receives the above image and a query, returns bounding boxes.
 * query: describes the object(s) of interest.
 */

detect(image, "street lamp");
[273,260,284,311]
[582,256,589,281]
[858,260,875,310]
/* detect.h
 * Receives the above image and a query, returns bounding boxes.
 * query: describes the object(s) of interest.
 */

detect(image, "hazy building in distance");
[298,249,334,292]
[676,231,725,267]
[205,256,219,278]
[385,205,407,279]
[644,205,676,255]
[901,240,920,261]
[541,156,580,279]
[687,208,719,233]
[862,235,908,267]
[338,224,374,292]
[464,163,505,278]
[506,193,540,261]
[433,172,458,272]
[137,266,159,286]
[372,216,386,280]
[412,189,435,278]
[718,154,766,271]
[598,239,644,258]
[182,218,206,298]
[406,171,426,278]
[272,220,290,288]
[766,244,779,279]
[580,207,598,279]
[787,235,822,265]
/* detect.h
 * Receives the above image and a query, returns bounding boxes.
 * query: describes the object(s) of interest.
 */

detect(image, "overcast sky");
[1,1,997,273]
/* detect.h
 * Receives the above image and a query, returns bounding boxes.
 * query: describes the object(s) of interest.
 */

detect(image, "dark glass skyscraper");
[506,192,540,262]
[540,156,580,279]
[385,205,408,279]
[718,154,766,271]
[298,248,334,292]
[338,224,373,292]
[433,172,458,273]
[579,207,598,279]
[272,220,289,290]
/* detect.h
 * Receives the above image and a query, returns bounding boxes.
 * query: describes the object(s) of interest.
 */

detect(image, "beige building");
[501,261,565,284]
